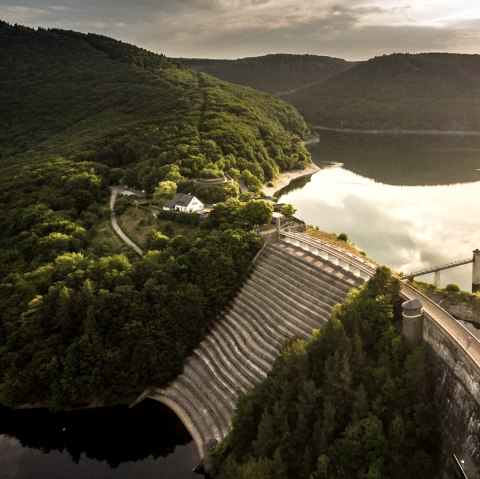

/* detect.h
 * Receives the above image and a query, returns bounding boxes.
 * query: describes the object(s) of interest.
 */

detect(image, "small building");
[163,193,204,213]
[119,190,139,198]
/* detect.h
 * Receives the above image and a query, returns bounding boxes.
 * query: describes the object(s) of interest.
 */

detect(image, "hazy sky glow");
[1,0,480,59]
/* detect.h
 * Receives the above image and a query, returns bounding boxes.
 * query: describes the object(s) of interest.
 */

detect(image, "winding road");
[109,188,144,257]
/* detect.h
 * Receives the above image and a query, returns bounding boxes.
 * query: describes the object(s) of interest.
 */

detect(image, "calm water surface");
[280,134,480,293]
[0,400,203,479]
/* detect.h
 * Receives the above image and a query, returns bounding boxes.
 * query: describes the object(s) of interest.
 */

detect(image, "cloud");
[0,0,478,59]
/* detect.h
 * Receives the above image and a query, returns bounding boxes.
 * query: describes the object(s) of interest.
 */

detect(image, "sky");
[1,0,480,60]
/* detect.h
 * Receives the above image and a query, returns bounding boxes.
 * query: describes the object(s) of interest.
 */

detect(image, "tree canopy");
[0,22,305,408]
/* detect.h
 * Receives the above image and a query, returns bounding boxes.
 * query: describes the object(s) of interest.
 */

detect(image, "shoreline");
[262,163,321,198]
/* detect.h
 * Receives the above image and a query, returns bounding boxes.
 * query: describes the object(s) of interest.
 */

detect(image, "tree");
[240,200,273,229]
[145,229,170,251]
[280,204,296,218]
[153,180,177,205]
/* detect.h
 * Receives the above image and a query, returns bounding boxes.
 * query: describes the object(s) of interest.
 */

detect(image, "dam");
[134,231,480,477]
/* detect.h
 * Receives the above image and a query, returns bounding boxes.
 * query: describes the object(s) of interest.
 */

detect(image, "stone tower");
[402,298,424,342]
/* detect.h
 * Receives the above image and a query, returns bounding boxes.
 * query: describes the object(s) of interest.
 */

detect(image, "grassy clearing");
[117,206,154,248]
[155,219,201,239]
[117,204,202,248]
[411,279,480,305]
[305,227,378,264]
[86,218,134,258]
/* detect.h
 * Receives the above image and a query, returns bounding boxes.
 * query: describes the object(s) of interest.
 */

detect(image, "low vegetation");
[409,280,480,325]
[214,268,439,479]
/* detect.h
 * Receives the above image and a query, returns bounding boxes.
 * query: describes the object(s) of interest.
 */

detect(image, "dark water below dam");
[0,400,204,479]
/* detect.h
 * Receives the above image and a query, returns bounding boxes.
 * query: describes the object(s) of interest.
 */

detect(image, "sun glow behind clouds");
[0,0,480,58]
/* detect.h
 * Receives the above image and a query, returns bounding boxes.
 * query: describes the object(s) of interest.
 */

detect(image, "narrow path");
[109,189,144,257]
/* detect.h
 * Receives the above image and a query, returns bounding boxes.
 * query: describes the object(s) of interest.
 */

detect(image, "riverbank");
[262,163,321,198]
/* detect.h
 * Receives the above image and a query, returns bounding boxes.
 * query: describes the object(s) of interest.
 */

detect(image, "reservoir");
[279,132,480,293]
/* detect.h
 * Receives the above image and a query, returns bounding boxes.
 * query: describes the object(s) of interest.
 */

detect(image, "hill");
[0,23,309,408]
[178,54,355,95]
[283,53,480,130]
[0,22,310,189]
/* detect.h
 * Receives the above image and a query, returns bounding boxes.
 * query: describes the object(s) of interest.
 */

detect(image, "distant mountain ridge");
[284,53,480,130]
[178,54,356,94]
[182,52,480,131]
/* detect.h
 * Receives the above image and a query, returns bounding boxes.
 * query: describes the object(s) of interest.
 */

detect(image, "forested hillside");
[0,22,308,408]
[284,53,480,130]
[214,268,439,478]
[179,54,355,95]
[0,22,310,188]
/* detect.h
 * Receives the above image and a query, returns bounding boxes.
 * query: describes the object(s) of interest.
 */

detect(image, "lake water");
[279,133,480,293]
[0,401,204,479]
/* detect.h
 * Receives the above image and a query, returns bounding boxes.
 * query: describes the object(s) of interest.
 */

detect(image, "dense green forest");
[284,53,480,130]
[179,54,355,95]
[0,22,310,188]
[178,52,480,130]
[214,268,439,478]
[0,22,308,407]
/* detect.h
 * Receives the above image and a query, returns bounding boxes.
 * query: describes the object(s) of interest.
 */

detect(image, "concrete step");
[229,293,292,343]
[181,360,236,421]
[182,354,237,411]
[242,280,321,336]
[238,286,310,339]
[220,311,277,365]
[263,246,355,300]
[254,261,338,314]
[249,266,333,325]
[206,327,263,387]
[275,242,364,287]
[210,324,269,381]
[257,253,347,307]
[174,374,227,441]
[224,306,282,357]
[193,343,246,397]
[176,370,230,440]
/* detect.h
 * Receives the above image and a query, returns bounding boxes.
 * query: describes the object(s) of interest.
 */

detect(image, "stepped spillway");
[134,239,365,469]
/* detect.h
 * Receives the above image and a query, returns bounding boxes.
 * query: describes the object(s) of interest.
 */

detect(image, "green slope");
[0,23,311,408]
[178,54,355,95]
[284,53,480,130]
[0,22,310,188]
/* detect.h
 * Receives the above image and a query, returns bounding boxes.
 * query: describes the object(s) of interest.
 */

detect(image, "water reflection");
[279,166,480,292]
[0,400,202,479]
[309,131,480,186]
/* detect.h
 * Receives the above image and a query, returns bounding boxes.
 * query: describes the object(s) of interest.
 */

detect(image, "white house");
[163,193,204,213]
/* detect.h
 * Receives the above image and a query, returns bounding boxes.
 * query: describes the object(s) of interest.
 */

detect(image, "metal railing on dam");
[281,231,480,372]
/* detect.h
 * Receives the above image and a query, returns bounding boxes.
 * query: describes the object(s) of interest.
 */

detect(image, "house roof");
[166,193,202,208]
